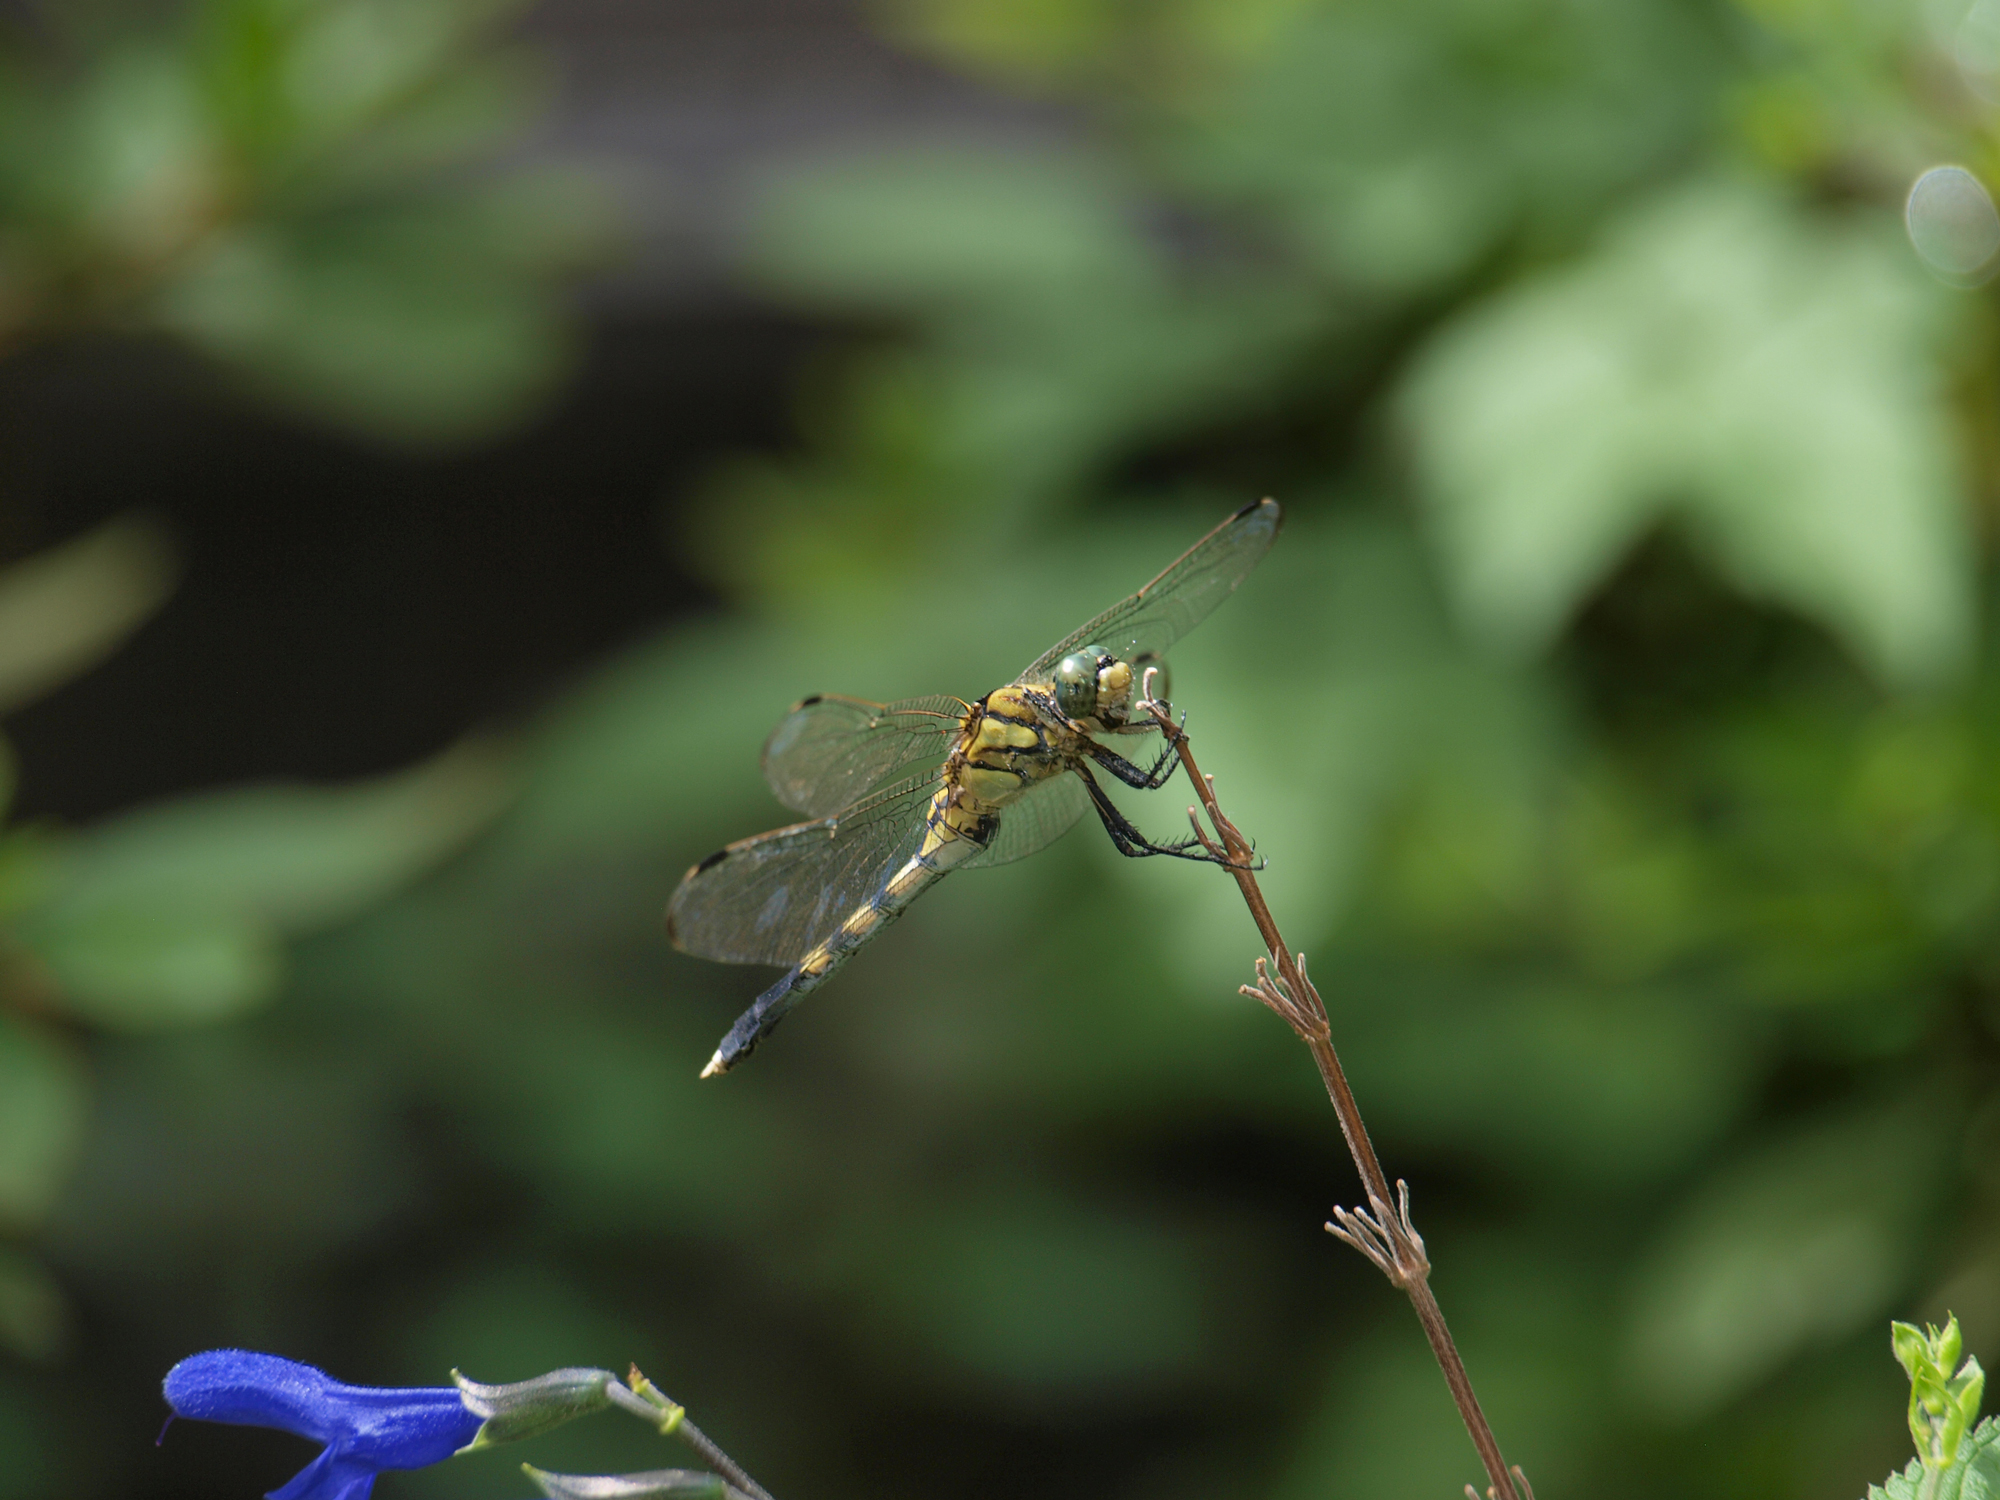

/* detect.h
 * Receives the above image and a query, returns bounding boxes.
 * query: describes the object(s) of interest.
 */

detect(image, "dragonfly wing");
[761,694,966,818]
[965,772,1091,869]
[668,772,941,966]
[1016,498,1281,684]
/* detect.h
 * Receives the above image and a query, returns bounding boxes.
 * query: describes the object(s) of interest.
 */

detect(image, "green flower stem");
[608,1369,775,1500]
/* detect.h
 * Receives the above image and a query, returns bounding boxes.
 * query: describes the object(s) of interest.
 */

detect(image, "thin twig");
[1139,677,1522,1500]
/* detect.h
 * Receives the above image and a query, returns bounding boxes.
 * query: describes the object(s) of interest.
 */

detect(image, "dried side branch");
[1327,1180,1429,1289]
[1467,1467,1537,1500]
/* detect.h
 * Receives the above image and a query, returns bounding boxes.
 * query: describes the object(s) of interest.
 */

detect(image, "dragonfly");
[668,497,1281,1077]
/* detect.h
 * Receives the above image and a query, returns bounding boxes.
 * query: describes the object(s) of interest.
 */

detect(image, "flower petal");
[165,1351,343,1443]
[162,1349,483,1492]
[267,1449,379,1500]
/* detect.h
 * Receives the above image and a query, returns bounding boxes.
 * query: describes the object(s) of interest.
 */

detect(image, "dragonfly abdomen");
[698,787,992,1077]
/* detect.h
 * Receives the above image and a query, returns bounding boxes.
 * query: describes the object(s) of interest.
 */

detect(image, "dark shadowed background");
[2,2,1998,1498]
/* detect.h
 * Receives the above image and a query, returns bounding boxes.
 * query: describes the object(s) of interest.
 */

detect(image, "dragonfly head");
[1054,644,1137,727]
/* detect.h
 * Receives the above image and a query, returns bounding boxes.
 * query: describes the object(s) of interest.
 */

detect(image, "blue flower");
[163,1349,482,1500]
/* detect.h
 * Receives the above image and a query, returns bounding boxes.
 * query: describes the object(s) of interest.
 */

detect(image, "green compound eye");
[1054,646,1105,719]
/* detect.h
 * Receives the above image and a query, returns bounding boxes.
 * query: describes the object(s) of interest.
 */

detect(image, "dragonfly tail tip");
[698,1050,731,1080]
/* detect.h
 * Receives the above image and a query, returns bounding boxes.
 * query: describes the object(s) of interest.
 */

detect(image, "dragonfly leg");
[1088,739,1180,792]
[1076,764,1221,862]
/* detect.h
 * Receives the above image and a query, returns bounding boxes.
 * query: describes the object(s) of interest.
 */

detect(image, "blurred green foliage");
[0,515,511,1362]
[0,0,589,1410]
[0,0,609,441]
[12,0,2000,1499]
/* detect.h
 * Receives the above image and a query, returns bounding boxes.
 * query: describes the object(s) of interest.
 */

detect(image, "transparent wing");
[667,772,941,966]
[965,772,1091,869]
[761,694,966,818]
[1016,498,1282,684]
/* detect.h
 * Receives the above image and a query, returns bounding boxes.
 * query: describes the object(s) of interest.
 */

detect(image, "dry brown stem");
[1139,682,1523,1500]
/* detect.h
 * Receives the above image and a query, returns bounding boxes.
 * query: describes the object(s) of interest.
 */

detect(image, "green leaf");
[247,0,512,149]
[750,147,1140,314]
[19,742,509,1028]
[1402,176,1969,689]
[188,0,535,183]
[742,151,1323,527]
[21,904,281,1030]
[42,740,509,934]
[0,826,55,924]
[1174,0,1711,293]
[153,219,576,445]
[0,516,176,718]
[46,48,219,263]
[1871,1416,2000,1499]
[0,1016,88,1232]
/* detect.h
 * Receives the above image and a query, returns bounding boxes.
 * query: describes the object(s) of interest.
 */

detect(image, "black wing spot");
[692,847,730,876]
[1229,496,1280,528]
[797,694,824,707]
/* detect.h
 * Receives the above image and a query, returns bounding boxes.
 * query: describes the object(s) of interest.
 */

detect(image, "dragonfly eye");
[1054,647,1105,719]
